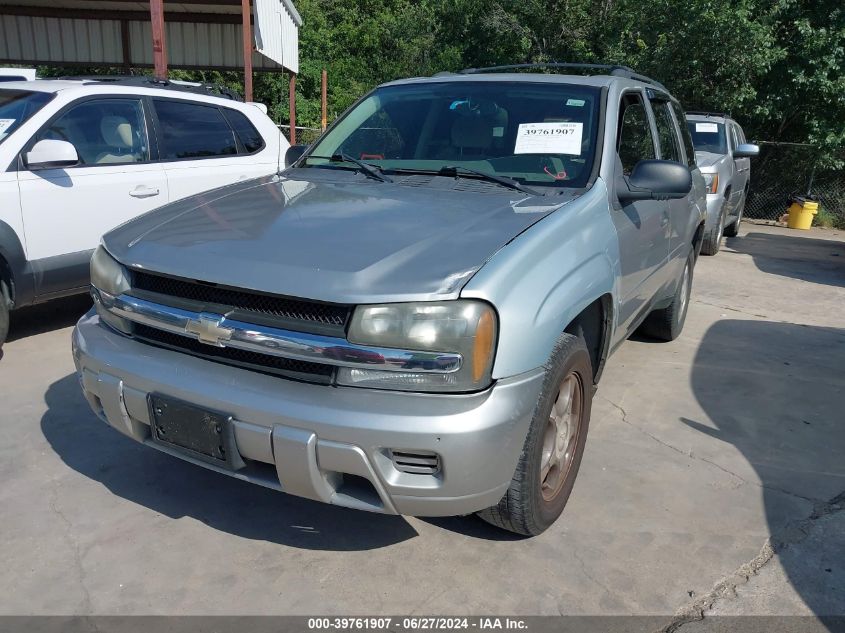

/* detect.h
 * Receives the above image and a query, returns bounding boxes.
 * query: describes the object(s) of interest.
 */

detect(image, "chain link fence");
[279,125,324,147]
[746,142,845,228]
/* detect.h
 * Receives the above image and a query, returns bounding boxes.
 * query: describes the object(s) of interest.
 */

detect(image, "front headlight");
[339,300,497,392]
[702,172,719,194]
[90,245,132,334]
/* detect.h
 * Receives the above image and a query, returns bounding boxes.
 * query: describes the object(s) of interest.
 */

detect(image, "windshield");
[687,120,727,154]
[305,82,602,190]
[0,89,54,145]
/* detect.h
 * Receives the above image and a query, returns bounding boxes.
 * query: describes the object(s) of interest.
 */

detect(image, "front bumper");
[72,311,544,517]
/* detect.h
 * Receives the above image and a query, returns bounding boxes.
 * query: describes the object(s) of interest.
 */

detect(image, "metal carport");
[0,0,301,103]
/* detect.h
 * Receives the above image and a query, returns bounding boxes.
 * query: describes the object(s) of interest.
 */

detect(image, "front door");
[17,97,168,297]
[610,91,671,336]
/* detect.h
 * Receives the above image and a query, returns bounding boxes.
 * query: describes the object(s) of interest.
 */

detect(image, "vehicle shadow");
[6,294,92,343]
[684,318,845,619]
[40,373,419,551]
[725,230,845,288]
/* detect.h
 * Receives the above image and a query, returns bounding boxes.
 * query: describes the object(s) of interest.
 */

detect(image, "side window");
[36,98,148,166]
[650,100,682,163]
[154,99,237,160]
[729,124,740,152]
[222,108,265,154]
[670,102,697,167]
[617,93,655,176]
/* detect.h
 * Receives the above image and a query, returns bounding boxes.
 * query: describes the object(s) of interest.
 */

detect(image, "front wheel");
[0,280,10,349]
[700,202,725,256]
[724,193,746,238]
[477,333,593,536]
[639,251,694,342]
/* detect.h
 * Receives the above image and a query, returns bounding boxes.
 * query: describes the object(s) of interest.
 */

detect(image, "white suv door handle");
[129,185,160,198]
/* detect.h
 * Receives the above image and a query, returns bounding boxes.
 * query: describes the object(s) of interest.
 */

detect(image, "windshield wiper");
[420,165,541,196]
[304,153,392,183]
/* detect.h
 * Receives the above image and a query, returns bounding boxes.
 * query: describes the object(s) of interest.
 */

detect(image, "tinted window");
[670,102,696,167]
[617,93,655,176]
[222,108,265,153]
[651,100,682,163]
[155,100,237,159]
[307,82,602,189]
[729,124,740,151]
[36,98,148,166]
[687,120,727,154]
[0,89,53,146]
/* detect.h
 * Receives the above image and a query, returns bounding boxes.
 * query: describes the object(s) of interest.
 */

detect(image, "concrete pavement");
[0,223,843,623]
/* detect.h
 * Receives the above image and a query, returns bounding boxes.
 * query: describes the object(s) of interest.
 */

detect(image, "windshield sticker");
[566,99,586,107]
[0,119,15,134]
[514,122,582,155]
[695,122,719,133]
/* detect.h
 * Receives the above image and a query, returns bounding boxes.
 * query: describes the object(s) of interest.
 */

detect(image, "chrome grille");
[133,324,335,384]
[132,271,351,333]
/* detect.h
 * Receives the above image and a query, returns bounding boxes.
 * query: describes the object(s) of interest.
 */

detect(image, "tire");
[700,202,725,256]
[724,192,745,238]
[0,281,9,349]
[639,250,694,342]
[478,333,593,536]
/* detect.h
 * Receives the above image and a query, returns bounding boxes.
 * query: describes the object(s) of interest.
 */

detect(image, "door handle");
[129,185,160,198]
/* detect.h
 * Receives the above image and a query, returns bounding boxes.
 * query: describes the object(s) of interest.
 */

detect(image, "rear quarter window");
[222,108,265,154]
[154,99,237,160]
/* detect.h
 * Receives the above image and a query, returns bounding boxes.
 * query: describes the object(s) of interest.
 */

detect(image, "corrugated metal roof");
[0,0,299,72]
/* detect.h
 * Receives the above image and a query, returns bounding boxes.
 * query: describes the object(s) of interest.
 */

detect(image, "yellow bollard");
[787,197,819,230]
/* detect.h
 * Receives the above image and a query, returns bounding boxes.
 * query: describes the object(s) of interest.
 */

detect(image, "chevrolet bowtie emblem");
[185,313,234,347]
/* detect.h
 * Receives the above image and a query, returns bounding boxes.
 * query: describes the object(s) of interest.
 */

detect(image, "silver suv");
[686,113,759,255]
[73,64,706,535]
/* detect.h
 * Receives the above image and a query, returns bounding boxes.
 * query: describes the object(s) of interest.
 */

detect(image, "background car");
[686,112,759,255]
[0,76,290,347]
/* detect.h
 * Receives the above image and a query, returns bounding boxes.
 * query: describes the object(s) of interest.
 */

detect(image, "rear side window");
[670,102,696,167]
[222,108,265,154]
[616,93,655,176]
[154,99,237,159]
[650,100,682,164]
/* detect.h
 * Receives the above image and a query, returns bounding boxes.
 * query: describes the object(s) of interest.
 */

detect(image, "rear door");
[610,91,671,334]
[17,96,168,296]
[151,98,277,202]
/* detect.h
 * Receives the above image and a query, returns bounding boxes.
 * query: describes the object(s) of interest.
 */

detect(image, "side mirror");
[26,139,79,170]
[284,144,308,168]
[617,160,692,203]
[733,143,759,158]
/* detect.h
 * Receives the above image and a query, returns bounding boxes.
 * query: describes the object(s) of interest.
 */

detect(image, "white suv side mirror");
[26,139,79,170]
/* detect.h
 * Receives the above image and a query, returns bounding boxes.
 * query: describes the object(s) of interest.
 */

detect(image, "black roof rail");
[457,62,669,92]
[685,110,730,119]
[57,75,242,101]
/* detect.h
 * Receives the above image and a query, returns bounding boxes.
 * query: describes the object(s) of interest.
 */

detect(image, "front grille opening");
[133,324,334,385]
[390,450,441,475]
[132,270,351,332]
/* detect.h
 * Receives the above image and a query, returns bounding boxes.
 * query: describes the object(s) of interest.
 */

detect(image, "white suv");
[0,77,289,346]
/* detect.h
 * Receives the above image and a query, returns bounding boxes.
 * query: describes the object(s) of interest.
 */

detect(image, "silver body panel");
[76,71,707,516]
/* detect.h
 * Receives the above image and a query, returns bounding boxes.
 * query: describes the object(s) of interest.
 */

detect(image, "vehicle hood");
[104,170,582,304]
[695,151,728,171]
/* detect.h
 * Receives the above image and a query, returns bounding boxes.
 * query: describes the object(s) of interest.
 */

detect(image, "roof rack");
[57,75,242,101]
[458,62,669,93]
[685,110,730,119]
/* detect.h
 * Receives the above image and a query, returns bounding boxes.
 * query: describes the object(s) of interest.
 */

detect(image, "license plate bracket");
[148,394,242,469]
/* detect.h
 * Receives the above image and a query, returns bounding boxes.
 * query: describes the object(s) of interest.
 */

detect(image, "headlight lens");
[340,300,497,392]
[90,246,132,334]
[703,172,719,194]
